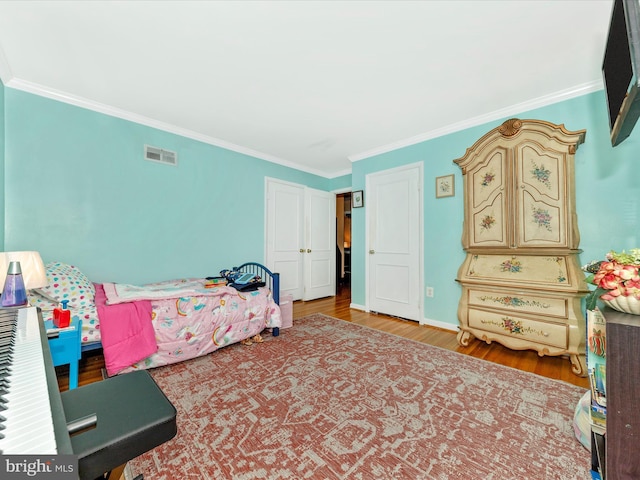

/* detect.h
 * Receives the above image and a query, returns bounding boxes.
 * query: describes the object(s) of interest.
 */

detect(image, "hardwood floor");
[58,284,589,391]
[295,284,589,389]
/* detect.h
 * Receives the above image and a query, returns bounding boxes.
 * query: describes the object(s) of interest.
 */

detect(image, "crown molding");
[349,80,604,163]
[5,78,335,178]
[0,45,12,86]
[4,76,602,178]
[327,167,352,179]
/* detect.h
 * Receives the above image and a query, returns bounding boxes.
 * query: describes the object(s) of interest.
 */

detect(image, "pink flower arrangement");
[583,249,640,310]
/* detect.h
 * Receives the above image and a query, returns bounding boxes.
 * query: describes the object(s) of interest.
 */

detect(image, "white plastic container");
[279,294,293,329]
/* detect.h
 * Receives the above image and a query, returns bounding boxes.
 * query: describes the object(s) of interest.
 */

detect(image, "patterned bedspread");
[119,284,282,374]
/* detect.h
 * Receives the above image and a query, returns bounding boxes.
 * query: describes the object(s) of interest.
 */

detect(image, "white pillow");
[33,262,95,309]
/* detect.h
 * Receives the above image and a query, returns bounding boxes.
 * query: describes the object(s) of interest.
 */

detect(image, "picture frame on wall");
[352,190,364,208]
[435,174,455,198]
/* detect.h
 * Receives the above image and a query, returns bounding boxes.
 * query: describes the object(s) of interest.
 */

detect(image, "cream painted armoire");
[454,118,589,376]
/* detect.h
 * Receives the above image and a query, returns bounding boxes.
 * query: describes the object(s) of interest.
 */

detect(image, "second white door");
[367,164,422,321]
[303,188,336,300]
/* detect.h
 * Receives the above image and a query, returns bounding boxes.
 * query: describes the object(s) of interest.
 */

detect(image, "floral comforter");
[98,279,282,375]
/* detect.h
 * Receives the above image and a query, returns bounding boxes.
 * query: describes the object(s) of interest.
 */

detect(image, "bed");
[29,261,282,376]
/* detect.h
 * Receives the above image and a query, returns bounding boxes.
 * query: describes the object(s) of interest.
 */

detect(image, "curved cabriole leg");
[457,330,473,346]
[570,353,587,377]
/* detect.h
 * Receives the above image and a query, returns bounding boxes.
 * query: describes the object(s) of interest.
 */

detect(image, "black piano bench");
[61,370,177,480]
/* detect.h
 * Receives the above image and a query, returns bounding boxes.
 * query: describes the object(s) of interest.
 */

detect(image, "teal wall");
[329,173,352,192]
[5,85,640,330]
[4,89,330,284]
[351,90,640,328]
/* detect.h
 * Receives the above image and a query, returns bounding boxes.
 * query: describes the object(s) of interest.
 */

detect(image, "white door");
[303,188,336,300]
[367,164,422,321]
[266,179,304,300]
[265,179,336,301]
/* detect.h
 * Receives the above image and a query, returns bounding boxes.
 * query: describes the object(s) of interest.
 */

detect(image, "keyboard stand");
[61,370,177,480]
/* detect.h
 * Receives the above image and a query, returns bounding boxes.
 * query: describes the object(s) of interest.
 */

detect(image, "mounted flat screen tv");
[603,0,640,146]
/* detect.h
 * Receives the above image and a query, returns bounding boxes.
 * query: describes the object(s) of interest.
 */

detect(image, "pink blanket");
[94,284,157,376]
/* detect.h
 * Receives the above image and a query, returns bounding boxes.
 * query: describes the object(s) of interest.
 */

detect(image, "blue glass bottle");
[1,261,28,307]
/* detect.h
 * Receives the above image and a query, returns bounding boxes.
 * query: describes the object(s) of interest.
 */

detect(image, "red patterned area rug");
[128,313,589,479]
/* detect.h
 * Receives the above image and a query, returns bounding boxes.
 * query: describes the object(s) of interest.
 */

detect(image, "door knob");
[307,249,312,253]
[369,249,375,254]
[299,249,304,253]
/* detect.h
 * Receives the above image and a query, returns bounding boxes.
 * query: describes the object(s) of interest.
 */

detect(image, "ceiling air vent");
[144,145,178,166]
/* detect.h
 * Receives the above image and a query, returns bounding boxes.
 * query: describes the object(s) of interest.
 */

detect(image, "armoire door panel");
[516,142,568,247]
[517,143,563,201]
[471,148,508,209]
[467,147,510,248]
[471,193,507,246]
[519,191,563,245]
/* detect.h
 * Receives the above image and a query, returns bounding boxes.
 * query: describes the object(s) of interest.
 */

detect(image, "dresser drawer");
[468,308,568,349]
[461,254,572,287]
[467,288,567,318]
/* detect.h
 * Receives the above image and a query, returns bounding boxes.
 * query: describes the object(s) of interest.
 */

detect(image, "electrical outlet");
[426,286,434,298]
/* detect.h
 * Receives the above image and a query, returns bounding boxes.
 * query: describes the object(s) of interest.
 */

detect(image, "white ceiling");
[0,1,614,178]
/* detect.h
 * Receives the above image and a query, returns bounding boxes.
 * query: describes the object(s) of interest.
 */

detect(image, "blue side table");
[45,319,82,390]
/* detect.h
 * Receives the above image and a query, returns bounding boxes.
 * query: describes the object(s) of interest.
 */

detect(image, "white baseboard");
[349,303,458,332]
[420,317,458,332]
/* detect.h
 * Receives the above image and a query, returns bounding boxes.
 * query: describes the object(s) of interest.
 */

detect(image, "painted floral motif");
[468,255,479,276]
[532,207,552,231]
[502,317,524,334]
[530,162,551,189]
[546,257,567,283]
[481,171,495,187]
[479,295,550,309]
[480,215,496,230]
[480,317,545,337]
[500,259,522,273]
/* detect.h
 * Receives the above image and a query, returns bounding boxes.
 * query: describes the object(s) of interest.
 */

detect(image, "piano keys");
[0,306,72,454]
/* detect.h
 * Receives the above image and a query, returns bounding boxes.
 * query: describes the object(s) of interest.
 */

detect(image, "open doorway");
[336,192,351,296]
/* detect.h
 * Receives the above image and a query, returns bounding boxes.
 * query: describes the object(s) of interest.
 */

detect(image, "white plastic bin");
[279,294,293,329]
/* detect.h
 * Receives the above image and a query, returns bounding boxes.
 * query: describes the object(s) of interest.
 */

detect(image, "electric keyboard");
[0,306,72,454]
